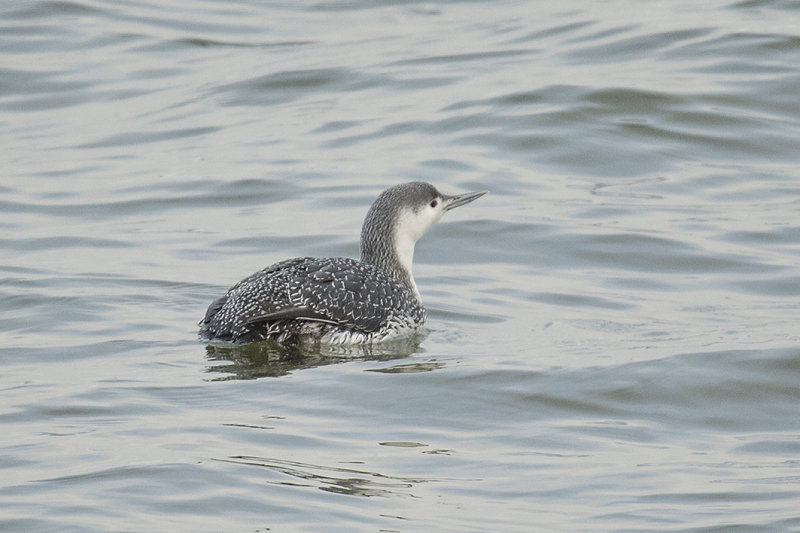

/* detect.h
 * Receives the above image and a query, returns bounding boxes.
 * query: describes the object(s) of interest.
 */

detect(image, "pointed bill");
[443,190,487,211]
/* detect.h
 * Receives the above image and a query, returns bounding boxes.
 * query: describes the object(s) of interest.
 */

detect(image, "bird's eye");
[430,199,438,208]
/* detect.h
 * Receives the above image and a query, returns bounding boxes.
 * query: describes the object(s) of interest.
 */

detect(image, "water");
[2,0,800,531]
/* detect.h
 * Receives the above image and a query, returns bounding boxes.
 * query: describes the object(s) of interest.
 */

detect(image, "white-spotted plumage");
[199,181,486,346]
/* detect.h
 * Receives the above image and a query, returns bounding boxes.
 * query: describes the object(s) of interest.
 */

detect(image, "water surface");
[2,1,800,531]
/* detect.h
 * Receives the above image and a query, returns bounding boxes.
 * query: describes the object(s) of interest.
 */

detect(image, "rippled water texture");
[2,1,800,531]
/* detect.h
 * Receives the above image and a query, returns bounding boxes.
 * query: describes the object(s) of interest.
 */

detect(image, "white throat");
[393,208,436,299]
[394,229,418,298]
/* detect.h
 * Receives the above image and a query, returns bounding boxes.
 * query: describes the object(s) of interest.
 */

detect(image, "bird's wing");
[201,257,420,341]
[285,259,418,333]
[200,257,313,339]
[244,306,339,326]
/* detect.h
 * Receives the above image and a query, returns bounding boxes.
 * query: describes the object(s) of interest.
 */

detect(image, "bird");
[199,181,486,346]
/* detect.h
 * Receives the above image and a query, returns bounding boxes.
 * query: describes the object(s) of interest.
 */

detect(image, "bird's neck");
[360,219,419,298]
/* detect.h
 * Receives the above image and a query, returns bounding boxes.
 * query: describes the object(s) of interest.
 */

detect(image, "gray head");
[360,181,486,295]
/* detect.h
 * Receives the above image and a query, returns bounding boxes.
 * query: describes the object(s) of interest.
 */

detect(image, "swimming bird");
[199,181,486,346]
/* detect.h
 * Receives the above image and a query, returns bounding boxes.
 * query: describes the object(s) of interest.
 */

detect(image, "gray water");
[2,0,800,531]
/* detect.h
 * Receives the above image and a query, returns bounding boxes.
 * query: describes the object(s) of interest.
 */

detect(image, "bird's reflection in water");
[204,334,424,380]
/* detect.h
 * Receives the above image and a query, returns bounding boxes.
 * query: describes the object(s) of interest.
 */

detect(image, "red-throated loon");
[199,182,486,345]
